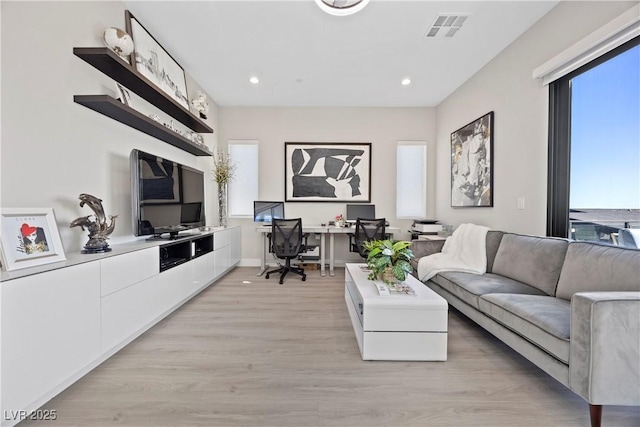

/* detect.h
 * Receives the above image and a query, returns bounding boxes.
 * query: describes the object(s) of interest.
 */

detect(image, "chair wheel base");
[302,275,306,281]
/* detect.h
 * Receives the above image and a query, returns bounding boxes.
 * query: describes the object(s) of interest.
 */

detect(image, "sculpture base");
[81,246,112,254]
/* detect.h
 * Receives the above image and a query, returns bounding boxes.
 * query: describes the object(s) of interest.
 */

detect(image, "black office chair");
[265,218,307,284]
[349,218,387,258]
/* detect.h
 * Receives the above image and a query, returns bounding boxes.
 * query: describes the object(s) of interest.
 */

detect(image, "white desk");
[327,226,401,276]
[255,225,328,277]
[256,225,402,278]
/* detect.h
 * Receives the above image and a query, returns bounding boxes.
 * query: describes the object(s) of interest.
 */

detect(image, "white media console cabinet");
[0,226,240,427]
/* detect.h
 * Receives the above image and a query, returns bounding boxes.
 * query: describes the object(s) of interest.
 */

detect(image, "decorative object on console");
[115,83,132,106]
[69,193,117,254]
[102,27,134,62]
[190,132,205,147]
[363,239,414,285]
[285,142,371,203]
[0,208,67,271]
[451,111,494,207]
[125,10,189,109]
[212,149,237,227]
[190,91,209,120]
[315,0,371,16]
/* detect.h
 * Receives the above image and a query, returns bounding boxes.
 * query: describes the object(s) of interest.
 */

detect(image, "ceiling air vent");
[426,14,469,38]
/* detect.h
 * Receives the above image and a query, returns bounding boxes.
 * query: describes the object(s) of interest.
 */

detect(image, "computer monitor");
[180,202,202,224]
[346,204,375,223]
[253,201,285,224]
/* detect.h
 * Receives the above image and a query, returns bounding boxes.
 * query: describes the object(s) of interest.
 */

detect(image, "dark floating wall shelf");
[74,95,212,157]
[73,47,213,134]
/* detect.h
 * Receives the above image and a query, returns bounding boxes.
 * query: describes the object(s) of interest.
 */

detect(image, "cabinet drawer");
[192,251,215,291]
[100,247,158,296]
[101,275,166,352]
[101,259,193,353]
[213,229,229,250]
[2,262,101,415]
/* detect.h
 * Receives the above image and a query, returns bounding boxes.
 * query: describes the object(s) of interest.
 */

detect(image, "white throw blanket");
[418,223,489,282]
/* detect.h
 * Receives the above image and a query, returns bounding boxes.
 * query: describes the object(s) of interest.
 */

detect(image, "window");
[396,141,427,218]
[547,37,639,242]
[228,140,259,217]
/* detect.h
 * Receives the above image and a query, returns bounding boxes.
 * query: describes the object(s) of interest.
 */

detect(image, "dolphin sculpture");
[70,194,117,253]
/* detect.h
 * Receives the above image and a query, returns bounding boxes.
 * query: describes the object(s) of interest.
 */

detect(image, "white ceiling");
[123,0,558,107]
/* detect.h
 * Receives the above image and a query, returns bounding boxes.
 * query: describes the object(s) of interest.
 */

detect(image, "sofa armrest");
[410,239,446,274]
[411,239,445,259]
[569,291,640,405]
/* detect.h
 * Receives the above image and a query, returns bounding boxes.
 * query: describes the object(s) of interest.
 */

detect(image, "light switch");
[517,197,525,210]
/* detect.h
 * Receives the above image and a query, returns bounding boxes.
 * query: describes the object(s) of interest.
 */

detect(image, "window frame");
[547,36,639,238]
[227,140,259,218]
[396,141,428,219]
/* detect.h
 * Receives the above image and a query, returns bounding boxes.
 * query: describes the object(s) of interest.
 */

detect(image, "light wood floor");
[23,267,639,427]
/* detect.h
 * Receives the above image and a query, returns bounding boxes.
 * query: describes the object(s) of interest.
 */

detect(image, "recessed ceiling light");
[315,0,371,17]
[401,78,412,86]
[249,76,259,84]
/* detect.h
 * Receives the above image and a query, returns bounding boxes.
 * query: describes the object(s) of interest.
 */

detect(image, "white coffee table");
[344,263,448,361]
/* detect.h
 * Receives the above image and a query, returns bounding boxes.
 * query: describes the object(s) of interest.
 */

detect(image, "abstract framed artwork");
[451,111,494,207]
[285,142,371,203]
[125,10,189,109]
[0,208,67,271]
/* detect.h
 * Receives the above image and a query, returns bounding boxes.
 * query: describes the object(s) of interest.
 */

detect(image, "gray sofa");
[411,232,640,427]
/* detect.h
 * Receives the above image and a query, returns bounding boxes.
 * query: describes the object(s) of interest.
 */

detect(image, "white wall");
[219,107,436,266]
[1,1,219,253]
[434,1,637,235]
[3,1,633,262]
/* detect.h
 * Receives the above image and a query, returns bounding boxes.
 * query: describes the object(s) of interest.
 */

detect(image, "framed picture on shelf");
[0,208,67,271]
[125,10,189,109]
[115,83,132,106]
[284,142,371,203]
[450,111,494,207]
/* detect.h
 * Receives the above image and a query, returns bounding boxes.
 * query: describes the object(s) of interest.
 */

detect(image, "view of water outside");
[569,43,640,245]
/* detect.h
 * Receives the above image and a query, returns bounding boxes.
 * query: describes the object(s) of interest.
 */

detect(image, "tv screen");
[253,201,284,224]
[131,149,206,238]
[346,204,376,222]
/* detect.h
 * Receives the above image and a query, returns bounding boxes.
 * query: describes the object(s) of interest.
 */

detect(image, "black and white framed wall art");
[450,111,494,207]
[125,10,189,109]
[285,142,371,203]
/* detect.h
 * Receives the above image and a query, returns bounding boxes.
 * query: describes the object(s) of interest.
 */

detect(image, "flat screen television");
[253,201,285,225]
[131,149,206,239]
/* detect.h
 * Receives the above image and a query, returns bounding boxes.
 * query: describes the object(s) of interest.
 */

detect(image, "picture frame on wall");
[125,10,189,109]
[0,208,67,271]
[450,111,494,207]
[285,142,371,203]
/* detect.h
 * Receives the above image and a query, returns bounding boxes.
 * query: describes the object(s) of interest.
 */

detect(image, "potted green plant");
[363,239,415,285]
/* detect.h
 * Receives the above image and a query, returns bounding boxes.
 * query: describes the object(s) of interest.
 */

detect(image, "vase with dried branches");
[212,148,237,227]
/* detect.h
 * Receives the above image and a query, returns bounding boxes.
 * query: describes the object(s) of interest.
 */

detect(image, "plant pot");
[380,267,399,284]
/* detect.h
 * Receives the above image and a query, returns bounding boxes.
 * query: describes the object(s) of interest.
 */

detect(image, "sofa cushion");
[478,294,570,363]
[485,230,504,273]
[555,242,640,301]
[433,271,546,310]
[492,234,568,296]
